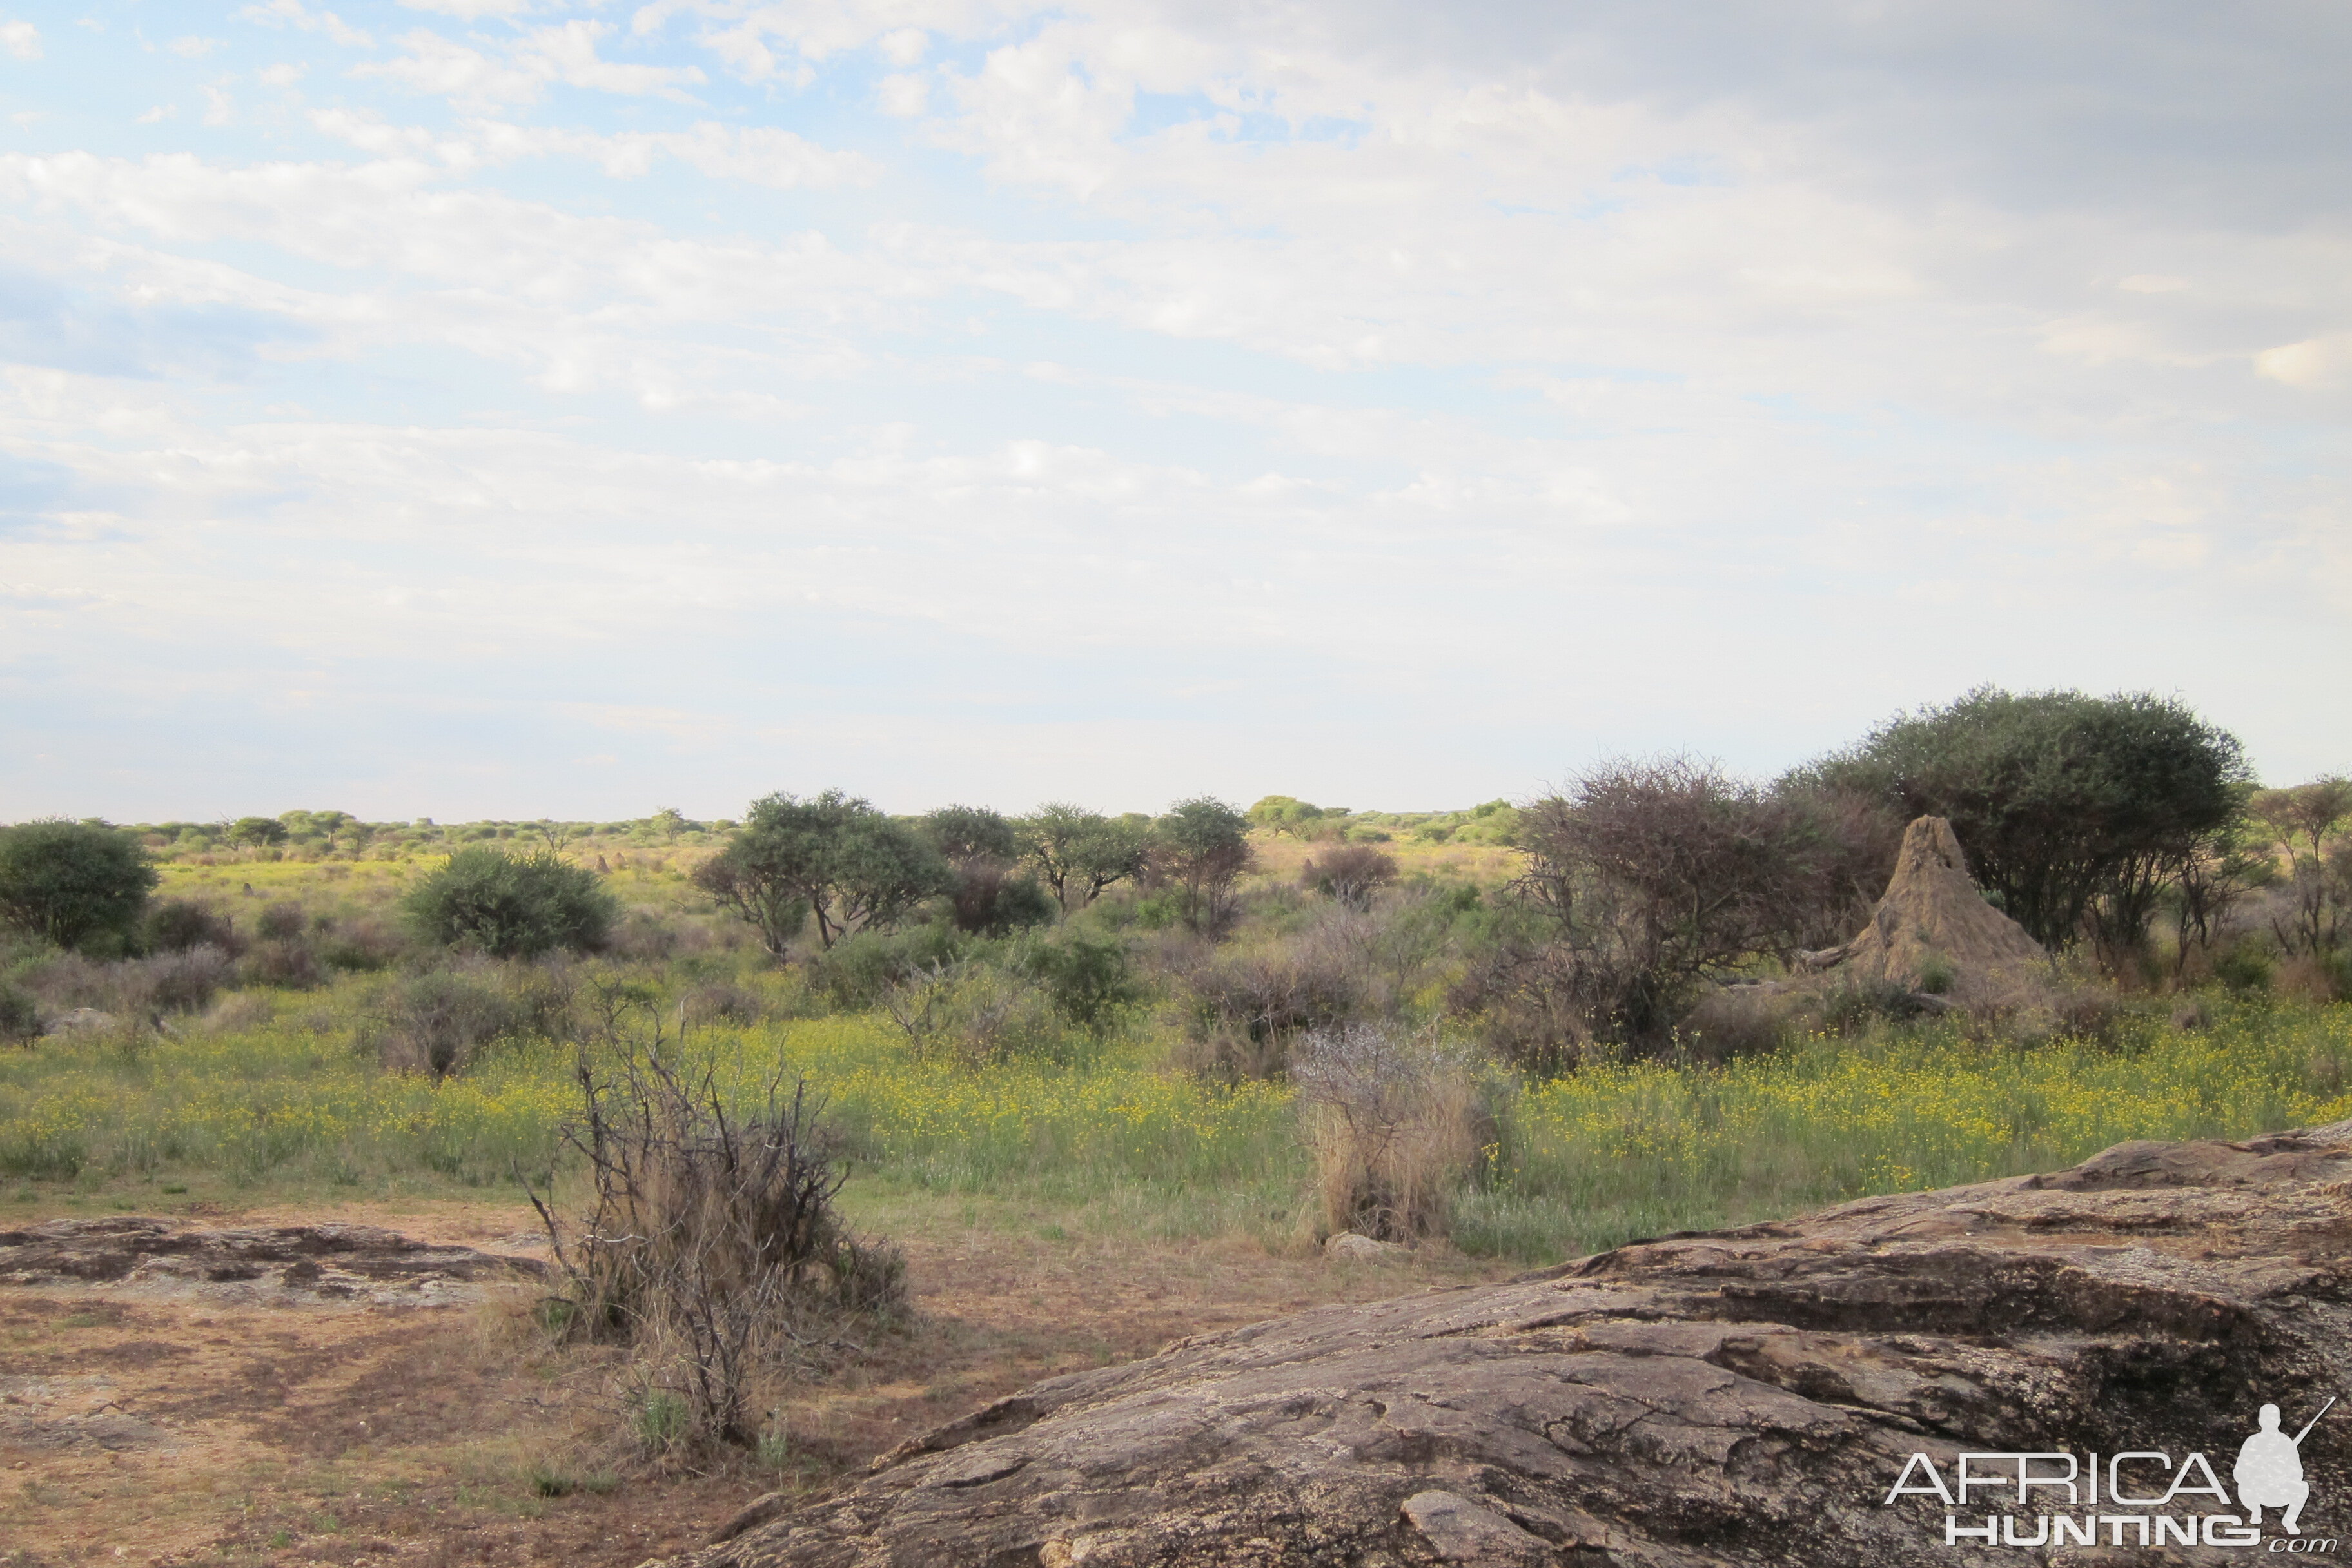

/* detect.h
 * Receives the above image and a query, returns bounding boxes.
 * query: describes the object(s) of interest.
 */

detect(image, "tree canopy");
[1799,687,2249,948]
[0,819,159,953]
[1155,797,1253,933]
[1017,805,1152,911]
[695,790,950,952]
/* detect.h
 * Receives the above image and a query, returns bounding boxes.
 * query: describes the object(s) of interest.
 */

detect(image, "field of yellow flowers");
[4,994,2347,1261]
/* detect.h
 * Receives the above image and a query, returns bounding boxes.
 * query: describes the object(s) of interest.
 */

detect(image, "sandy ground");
[2,1200,1511,1567]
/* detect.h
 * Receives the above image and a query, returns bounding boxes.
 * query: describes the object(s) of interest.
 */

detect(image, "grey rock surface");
[680,1123,2352,1567]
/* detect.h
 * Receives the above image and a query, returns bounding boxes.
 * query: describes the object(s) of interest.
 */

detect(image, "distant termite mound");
[1796,814,2053,1012]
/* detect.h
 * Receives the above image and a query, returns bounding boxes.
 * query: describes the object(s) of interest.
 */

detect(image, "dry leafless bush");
[1175,930,1367,1081]
[1473,757,1892,1065]
[527,1007,904,1457]
[1292,1022,1478,1244]
[1175,904,1456,1081]
[377,968,521,1079]
[1299,844,1398,910]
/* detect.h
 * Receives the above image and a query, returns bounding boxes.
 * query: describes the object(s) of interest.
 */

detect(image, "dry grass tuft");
[1292,1023,1479,1243]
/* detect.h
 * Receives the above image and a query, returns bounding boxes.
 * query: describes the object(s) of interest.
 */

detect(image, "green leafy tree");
[230,816,289,850]
[0,819,159,952]
[694,790,950,952]
[925,807,1054,936]
[1017,805,1152,912]
[1248,795,1345,837]
[647,807,689,845]
[924,805,1020,863]
[1153,797,1253,934]
[1801,687,2249,952]
[402,847,617,959]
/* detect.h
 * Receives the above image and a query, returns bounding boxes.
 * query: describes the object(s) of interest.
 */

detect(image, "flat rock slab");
[0,1217,544,1307]
[678,1123,2352,1567]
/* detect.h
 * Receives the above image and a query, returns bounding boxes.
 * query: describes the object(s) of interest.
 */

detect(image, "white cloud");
[2256,335,2352,391]
[201,86,237,126]
[0,18,38,60]
[134,104,178,124]
[303,110,874,188]
[169,35,224,59]
[521,19,708,100]
[358,19,708,106]
[237,0,374,49]
[400,0,539,17]
[4,0,2351,813]
[259,61,309,86]
[356,32,544,104]
[877,72,928,116]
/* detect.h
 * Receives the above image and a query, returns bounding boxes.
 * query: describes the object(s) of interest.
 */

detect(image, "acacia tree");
[1801,687,2249,954]
[2250,778,2352,957]
[1017,805,1152,912]
[924,805,1053,936]
[1153,797,1253,935]
[229,816,289,852]
[695,790,948,953]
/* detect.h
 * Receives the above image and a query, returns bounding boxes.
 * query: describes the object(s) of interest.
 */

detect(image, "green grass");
[3,968,2346,1263]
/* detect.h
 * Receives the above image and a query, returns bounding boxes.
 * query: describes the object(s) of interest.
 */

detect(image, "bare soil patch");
[1,1198,1510,1567]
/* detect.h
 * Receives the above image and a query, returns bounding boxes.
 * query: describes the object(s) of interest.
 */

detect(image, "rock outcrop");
[683,1123,2352,1567]
[1797,815,2052,1012]
[0,1217,542,1306]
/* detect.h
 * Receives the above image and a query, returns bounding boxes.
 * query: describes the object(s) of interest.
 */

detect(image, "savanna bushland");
[3,687,2349,1557]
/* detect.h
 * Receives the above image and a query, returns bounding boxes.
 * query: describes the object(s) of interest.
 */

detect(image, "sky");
[0,0,2346,823]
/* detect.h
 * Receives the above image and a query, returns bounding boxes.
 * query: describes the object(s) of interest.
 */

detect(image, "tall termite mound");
[1799,814,2051,1009]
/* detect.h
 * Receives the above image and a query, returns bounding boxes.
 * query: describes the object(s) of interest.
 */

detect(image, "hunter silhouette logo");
[1884,1396,2340,1550]
[2240,1398,2333,1535]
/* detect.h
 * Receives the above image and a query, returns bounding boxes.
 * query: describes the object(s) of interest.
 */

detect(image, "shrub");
[0,983,37,1043]
[319,917,404,972]
[1293,1023,1476,1243]
[255,902,307,941]
[135,945,235,1014]
[243,937,324,990]
[683,981,767,1026]
[1674,988,1792,1062]
[527,1021,905,1452]
[404,848,616,959]
[2213,943,2274,995]
[1300,844,1397,910]
[946,861,1057,937]
[880,963,1077,1068]
[806,923,968,1011]
[1505,758,1843,1052]
[1011,932,1141,1034]
[146,899,238,954]
[0,820,158,954]
[380,969,520,1079]
[1179,937,1366,1081]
